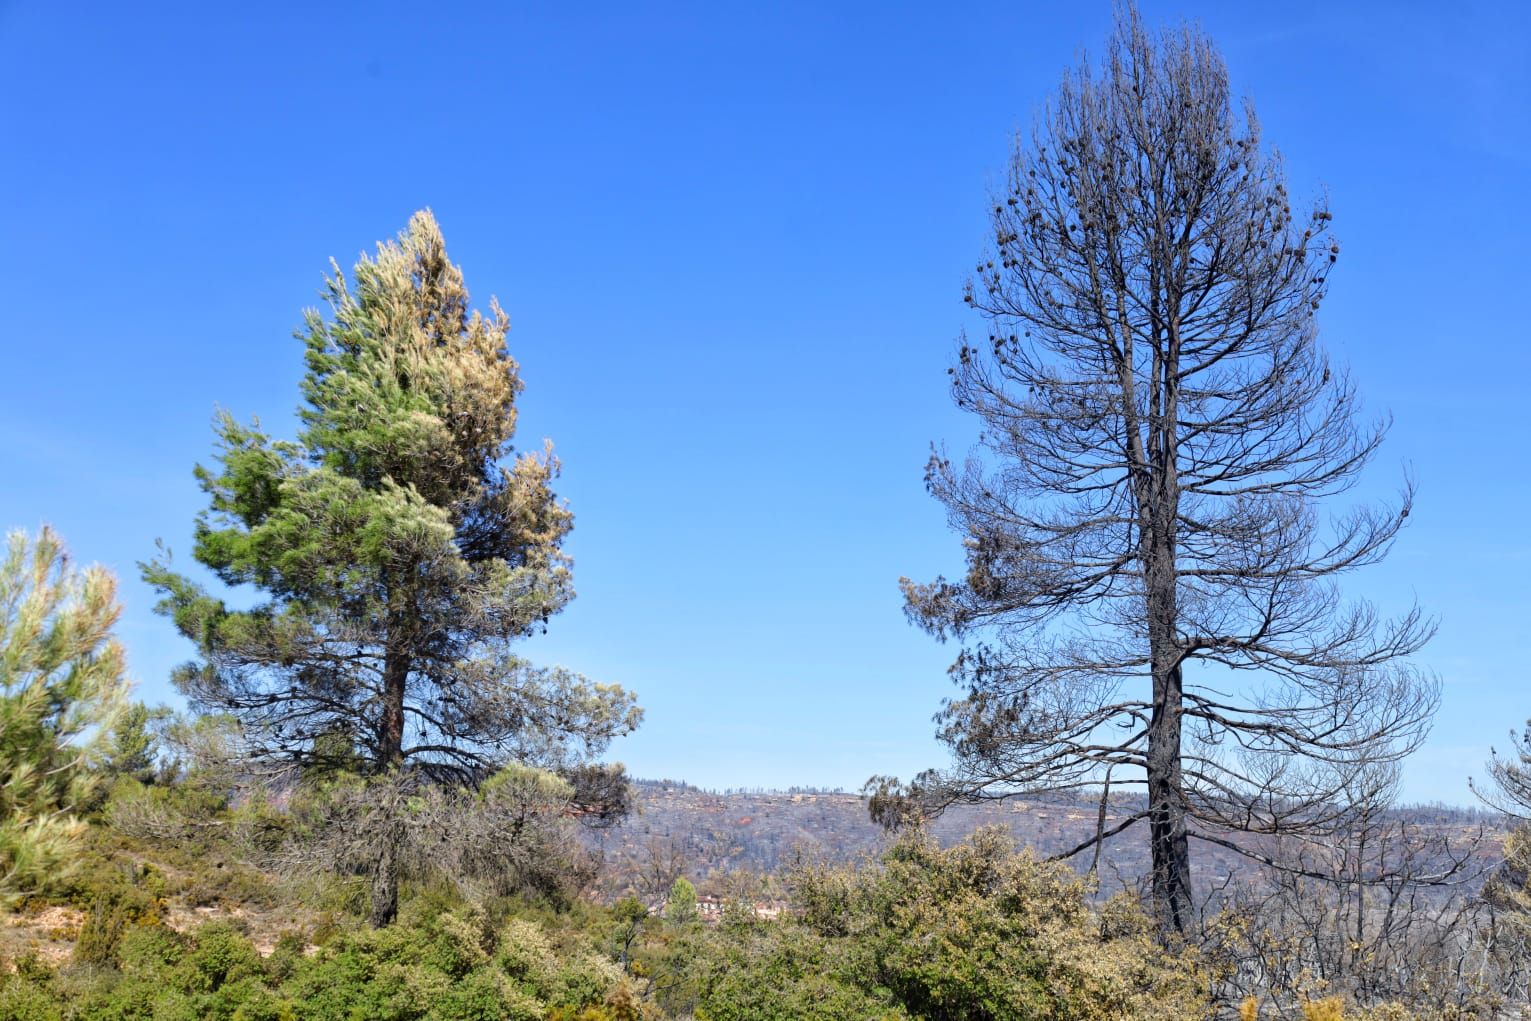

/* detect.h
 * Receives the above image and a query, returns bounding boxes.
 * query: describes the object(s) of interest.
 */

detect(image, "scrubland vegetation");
[5,4,1529,1019]
[3,731,1528,1019]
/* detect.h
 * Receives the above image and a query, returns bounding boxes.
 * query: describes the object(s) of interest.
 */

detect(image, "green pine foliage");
[0,527,129,904]
[97,703,168,787]
[144,209,639,783]
[142,210,640,923]
[663,878,697,927]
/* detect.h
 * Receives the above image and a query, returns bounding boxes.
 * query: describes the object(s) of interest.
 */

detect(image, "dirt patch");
[4,898,316,966]
[162,902,314,956]
[2,905,85,966]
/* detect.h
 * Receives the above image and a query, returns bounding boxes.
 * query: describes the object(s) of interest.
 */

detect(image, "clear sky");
[2,1,1526,806]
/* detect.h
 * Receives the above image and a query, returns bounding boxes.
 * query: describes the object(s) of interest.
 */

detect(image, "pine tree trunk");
[370,833,400,927]
[380,647,408,770]
[1144,439,1191,937]
[370,645,409,926]
[1146,656,1192,936]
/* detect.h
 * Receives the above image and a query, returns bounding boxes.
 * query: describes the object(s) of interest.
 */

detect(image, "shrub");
[116,923,185,973]
[171,922,263,995]
[73,897,129,968]
[0,976,61,1021]
[689,828,1211,1021]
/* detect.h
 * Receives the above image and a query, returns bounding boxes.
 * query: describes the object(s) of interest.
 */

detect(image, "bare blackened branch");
[889,5,1436,935]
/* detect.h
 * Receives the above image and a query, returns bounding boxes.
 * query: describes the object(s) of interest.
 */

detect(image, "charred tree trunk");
[1146,657,1192,935]
[1148,246,1192,935]
[1144,449,1191,935]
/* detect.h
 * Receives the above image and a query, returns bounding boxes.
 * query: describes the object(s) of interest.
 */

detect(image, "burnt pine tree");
[144,211,640,925]
[886,9,1437,936]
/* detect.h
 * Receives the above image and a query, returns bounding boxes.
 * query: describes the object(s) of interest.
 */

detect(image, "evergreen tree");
[144,210,640,924]
[100,702,169,786]
[666,876,699,926]
[0,526,129,901]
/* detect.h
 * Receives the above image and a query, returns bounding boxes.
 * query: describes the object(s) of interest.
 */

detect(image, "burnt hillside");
[592,781,1505,899]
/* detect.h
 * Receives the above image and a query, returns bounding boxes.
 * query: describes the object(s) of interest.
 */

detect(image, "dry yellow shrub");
[1301,997,1347,1021]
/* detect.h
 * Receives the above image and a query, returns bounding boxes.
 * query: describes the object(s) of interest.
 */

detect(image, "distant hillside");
[591,780,1506,899]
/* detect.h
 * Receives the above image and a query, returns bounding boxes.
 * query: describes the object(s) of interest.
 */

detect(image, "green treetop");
[145,210,640,923]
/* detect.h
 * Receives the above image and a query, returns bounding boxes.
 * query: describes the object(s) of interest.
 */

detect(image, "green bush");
[61,852,167,925]
[67,856,171,969]
[682,828,1210,1021]
[261,931,306,984]
[73,897,129,968]
[176,922,264,994]
[0,976,61,1021]
[116,923,185,972]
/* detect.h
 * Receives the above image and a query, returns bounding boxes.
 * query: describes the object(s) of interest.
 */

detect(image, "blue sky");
[1,1,1526,805]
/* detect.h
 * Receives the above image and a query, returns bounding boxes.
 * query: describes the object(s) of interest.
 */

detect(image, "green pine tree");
[666,876,699,926]
[144,210,640,924]
[0,526,129,902]
[100,702,169,786]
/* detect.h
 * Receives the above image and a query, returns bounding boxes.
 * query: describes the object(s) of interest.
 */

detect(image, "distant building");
[658,894,787,925]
